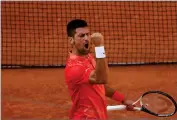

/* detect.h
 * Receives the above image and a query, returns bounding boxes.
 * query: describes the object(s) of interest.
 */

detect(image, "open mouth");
[85,43,89,49]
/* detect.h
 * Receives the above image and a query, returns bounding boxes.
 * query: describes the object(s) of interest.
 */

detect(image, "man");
[65,19,134,120]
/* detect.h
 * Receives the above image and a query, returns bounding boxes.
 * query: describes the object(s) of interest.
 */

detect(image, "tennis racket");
[107,91,177,117]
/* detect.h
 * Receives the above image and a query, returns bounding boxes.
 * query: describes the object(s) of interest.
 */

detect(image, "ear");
[68,37,74,45]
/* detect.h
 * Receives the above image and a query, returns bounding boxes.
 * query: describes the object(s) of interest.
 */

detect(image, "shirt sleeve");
[65,65,93,84]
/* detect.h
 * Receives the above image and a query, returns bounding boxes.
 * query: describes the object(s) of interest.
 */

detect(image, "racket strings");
[141,93,176,115]
[132,96,141,105]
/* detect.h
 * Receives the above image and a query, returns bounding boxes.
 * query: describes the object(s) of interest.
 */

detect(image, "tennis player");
[65,19,134,120]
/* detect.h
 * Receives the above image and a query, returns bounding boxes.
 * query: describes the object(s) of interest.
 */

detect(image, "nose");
[84,34,89,41]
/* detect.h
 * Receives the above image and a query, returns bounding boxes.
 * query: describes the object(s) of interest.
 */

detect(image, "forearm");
[105,85,135,110]
[104,84,125,102]
[91,33,109,84]
[104,84,115,98]
[95,57,109,83]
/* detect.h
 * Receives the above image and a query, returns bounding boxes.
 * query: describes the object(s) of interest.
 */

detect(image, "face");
[71,27,91,55]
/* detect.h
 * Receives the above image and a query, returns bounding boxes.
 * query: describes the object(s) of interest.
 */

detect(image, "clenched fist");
[91,33,104,47]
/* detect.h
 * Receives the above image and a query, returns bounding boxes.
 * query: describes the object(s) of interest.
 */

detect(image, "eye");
[79,34,85,38]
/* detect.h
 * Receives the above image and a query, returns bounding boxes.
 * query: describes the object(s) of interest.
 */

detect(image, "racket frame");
[139,90,177,117]
[107,90,177,117]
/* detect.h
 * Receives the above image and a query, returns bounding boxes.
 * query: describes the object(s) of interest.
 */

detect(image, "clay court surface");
[1,1,177,120]
[2,64,177,120]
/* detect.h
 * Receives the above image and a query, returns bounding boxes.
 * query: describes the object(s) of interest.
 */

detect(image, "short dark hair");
[67,19,88,37]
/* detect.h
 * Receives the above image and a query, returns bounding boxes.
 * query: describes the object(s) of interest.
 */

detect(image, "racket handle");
[107,105,141,111]
[107,105,126,111]
[133,107,141,111]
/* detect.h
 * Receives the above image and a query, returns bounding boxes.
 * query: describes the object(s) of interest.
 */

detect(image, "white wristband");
[95,46,106,58]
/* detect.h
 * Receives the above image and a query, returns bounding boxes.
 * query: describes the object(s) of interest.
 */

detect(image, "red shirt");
[65,53,107,120]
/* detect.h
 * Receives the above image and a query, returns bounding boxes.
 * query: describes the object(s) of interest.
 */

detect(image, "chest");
[78,57,96,70]
[87,57,96,69]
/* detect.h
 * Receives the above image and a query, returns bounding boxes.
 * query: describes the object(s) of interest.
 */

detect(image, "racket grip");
[133,107,141,111]
[107,105,141,111]
[107,105,126,111]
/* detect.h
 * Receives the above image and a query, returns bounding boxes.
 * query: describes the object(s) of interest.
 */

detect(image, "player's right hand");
[91,33,104,47]
[122,99,136,111]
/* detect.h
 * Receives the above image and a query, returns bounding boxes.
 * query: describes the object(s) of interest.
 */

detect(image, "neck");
[71,48,88,57]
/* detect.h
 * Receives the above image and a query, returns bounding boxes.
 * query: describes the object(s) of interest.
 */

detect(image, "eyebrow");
[78,32,90,36]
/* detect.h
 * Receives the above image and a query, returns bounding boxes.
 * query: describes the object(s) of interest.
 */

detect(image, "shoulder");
[88,53,94,58]
[65,57,87,76]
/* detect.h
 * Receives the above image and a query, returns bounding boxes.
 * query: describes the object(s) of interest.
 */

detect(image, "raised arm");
[89,33,109,84]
